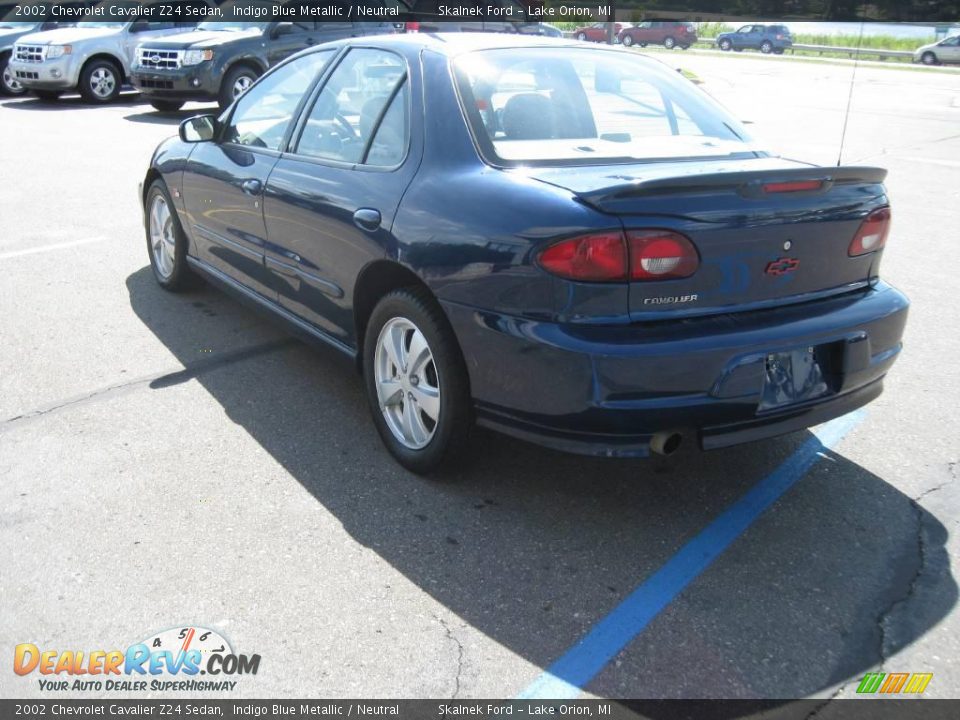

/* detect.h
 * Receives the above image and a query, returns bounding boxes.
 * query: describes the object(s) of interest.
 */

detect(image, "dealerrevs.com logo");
[14,626,260,692]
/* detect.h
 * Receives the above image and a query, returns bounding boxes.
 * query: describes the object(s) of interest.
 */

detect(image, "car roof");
[316,32,593,57]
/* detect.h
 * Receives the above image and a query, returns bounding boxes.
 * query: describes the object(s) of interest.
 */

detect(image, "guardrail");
[560,31,918,62]
[697,38,916,61]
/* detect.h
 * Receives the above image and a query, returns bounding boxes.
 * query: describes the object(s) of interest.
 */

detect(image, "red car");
[573,22,624,43]
[619,20,698,49]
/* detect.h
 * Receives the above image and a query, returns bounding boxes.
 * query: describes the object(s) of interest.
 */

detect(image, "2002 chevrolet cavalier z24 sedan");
[140,34,908,474]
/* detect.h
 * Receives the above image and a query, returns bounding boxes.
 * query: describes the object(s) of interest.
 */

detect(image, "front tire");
[79,58,121,103]
[363,287,472,475]
[150,99,184,112]
[664,36,676,49]
[719,38,732,51]
[576,32,587,41]
[145,179,195,291]
[621,34,634,47]
[219,65,258,110]
[0,53,26,96]
[921,51,938,65]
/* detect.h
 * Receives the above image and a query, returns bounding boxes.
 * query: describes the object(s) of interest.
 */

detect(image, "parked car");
[1,20,80,95]
[537,23,563,38]
[132,21,399,112]
[913,35,960,65]
[573,22,623,43]
[619,20,697,49]
[141,34,907,474]
[9,17,199,102]
[717,24,793,54]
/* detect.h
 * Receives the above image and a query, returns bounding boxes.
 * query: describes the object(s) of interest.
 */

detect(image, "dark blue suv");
[717,24,793,54]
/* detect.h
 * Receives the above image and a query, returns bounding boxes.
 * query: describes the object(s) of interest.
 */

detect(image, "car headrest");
[501,93,555,141]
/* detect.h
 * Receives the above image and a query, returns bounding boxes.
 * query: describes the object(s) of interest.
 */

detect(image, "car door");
[265,21,319,67]
[940,36,960,62]
[730,25,753,48]
[262,47,420,344]
[180,49,336,299]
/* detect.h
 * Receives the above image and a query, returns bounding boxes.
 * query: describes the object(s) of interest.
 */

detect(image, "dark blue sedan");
[140,34,908,474]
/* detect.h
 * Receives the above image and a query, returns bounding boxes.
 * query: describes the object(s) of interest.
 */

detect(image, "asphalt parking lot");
[1,53,958,702]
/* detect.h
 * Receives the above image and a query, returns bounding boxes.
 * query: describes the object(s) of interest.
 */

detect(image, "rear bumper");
[442,282,909,457]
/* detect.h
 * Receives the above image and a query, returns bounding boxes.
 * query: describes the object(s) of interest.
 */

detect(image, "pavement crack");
[872,465,956,669]
[1,339,296,432]
[434,614,465,700]
[803,685,844,720]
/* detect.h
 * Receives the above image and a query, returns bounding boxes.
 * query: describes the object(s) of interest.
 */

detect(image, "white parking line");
[0,237,109,260]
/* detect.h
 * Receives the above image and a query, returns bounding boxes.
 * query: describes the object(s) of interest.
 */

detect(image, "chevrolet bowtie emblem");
[765,257,800,276]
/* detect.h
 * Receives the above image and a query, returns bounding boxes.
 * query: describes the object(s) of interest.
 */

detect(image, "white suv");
[10,20,195,103]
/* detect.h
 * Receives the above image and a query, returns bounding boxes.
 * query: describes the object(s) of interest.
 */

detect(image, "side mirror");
[129,21,150,33]
[179,114,217,143]
[272,22,295,38]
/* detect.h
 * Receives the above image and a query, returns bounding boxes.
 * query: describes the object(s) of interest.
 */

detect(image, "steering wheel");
[334,112,357,139]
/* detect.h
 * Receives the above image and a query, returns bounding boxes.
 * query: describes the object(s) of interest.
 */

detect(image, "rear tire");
[921,51,938,65]
[33,89,61,101]
[664,36,676,49]
[145,179,196,292]
[363,287,472,476]
[0,53,26,96]
[79,58,121,103]
[150,100,184,112]
[760,40,773,54]
[576,32,587,41]
[218,65,258,110]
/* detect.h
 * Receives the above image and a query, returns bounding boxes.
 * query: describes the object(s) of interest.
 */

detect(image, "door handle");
[353,208,381,232]
[305,37,316,46]
[241,179,263,196]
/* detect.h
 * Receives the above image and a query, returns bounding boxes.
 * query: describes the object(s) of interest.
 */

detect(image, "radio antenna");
[837,21,866,166]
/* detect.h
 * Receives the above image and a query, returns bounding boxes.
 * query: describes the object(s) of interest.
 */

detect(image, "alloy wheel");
[149,193,176,279]
[2,64,23,94]
[374,317,441,450]
[232,74,254,98]
[90,66,116,99]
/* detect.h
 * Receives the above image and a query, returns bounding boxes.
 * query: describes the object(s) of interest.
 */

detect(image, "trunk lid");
[523,158,888,321]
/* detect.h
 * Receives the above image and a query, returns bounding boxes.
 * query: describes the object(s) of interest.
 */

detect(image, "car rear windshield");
[452,47,756,167]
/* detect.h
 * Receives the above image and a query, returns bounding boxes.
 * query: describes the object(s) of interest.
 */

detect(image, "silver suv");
[10,20,195,103]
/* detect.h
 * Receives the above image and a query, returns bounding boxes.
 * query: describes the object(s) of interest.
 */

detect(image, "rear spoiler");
[576,165,888,208]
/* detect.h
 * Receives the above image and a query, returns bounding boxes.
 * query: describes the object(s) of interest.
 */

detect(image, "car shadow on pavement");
[124,108,214,125]
[126,267,957,703]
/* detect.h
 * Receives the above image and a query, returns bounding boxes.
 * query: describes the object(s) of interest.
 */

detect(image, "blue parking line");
[518,410,867,700]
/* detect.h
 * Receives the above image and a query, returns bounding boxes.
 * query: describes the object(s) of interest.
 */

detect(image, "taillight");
[849,207,891,256]
[628,230,700,280]
[537,230,699,282]
[537,233,628,281]
[405,21,420,33]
